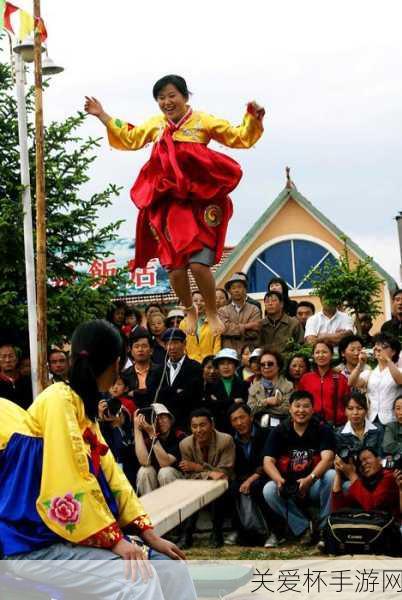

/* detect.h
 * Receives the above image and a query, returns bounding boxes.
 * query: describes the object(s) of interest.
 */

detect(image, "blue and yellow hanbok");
[0,383,151,557]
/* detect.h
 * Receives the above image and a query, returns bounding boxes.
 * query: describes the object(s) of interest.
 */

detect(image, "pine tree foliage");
[0,58,126,344]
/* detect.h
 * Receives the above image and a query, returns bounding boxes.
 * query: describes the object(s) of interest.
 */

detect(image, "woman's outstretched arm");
[84,96,112,126]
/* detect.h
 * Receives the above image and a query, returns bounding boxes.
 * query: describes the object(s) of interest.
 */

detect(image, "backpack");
[323,508,401,556]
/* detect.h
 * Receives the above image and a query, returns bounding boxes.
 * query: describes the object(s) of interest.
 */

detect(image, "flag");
[0,0,5,28]
[35,16,47,42]
[19,8,34,40]
[2,1,18,32]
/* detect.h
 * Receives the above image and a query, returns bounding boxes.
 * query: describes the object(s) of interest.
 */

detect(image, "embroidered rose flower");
[48,493,81,526]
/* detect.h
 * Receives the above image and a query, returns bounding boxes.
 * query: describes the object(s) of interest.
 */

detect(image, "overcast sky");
[4,0,402,282]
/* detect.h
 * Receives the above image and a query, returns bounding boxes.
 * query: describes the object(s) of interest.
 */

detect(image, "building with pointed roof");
[215,168,397,328]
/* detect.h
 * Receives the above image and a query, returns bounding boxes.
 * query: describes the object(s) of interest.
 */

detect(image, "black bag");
[323,508,401,556]
[235,493,268,541]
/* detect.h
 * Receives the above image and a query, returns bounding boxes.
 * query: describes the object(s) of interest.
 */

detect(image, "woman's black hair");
[338,334,364,359]
[313,340,334,355]
[267,277,290,302]
[216,287,229,302]
[285,353,310,380]
[201,354,215,369]
[152,75,190,100]
[373,332,401,363]
[145,302,165,316]
[69,320,123,421]
[125,306,143,324]
[106,300,128,325]
[240,344,252,357]
[345,391,368,411]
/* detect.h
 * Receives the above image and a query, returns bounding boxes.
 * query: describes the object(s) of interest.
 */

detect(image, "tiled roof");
[114,246,235,307]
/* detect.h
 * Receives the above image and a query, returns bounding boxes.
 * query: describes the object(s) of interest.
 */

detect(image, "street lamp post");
[10,22,63,397]
[14,49,39,399]
[396,212,402,285]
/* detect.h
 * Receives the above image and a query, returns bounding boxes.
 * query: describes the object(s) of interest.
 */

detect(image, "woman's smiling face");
[156,83,188,123]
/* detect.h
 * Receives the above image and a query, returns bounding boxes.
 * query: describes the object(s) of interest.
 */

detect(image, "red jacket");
[299,369,349,426]
[332,469,400,518]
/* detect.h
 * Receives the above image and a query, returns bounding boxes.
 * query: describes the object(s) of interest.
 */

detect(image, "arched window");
[247,239,336,294]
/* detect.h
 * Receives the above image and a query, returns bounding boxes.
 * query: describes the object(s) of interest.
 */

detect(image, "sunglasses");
[260,361,276,368]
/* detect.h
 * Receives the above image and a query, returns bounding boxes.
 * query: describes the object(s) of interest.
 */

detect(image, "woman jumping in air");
[84,75,264,335]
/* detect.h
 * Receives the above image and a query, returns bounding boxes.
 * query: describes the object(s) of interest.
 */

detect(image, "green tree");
[309,238,384,334]
[0,58,126,344]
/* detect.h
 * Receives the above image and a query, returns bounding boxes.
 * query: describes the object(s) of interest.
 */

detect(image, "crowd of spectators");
[3,281,402,552]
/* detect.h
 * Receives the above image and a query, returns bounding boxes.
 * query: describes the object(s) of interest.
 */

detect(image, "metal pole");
[14,52,39,399]
[33,0,48,392]
[396,213,402,285]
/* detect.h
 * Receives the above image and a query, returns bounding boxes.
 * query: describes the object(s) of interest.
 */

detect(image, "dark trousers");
[229,476,285,538]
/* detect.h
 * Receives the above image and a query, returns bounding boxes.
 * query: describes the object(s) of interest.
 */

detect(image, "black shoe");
[298,528,313,546]
[177,533,193,550]
[209,531,224,548]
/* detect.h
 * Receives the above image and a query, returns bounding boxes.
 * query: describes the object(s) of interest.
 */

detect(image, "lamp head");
[13,36,45,63]
[42,55,64,75]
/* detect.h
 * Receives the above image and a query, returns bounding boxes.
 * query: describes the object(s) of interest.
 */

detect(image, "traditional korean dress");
[106,105,264,271]
[0,383,152,557]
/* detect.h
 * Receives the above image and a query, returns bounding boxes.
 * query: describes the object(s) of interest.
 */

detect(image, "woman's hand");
[376,347,391,365]
[84,96,104,116]
[358,350,368,366]
[141,530,186,560]
[394,469,402,489]
[141,418,156,437]
[334,455,356,480]
[112,538,153,582]
[134,409,145,431]
[248,100,265,120]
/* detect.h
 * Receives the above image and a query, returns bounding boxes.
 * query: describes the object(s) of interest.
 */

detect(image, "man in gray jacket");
[219,273,261,354]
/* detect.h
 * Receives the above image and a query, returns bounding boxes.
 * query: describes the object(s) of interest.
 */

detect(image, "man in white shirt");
[305,298,353,346]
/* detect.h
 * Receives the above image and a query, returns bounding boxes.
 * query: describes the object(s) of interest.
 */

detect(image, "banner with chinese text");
[76,238,172,296]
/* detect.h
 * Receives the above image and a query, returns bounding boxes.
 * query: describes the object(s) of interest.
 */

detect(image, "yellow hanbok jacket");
[106,109,264,151]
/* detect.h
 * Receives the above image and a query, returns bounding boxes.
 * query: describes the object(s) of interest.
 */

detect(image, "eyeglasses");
[260,361,276,368]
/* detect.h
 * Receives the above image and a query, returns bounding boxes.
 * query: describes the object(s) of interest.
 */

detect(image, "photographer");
[98,393,137,489]
[332,447,400,518]
[349,333,402,425]
[134,404,185,496]
[263,390,336,545]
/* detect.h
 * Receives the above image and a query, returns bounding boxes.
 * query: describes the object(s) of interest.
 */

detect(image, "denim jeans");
[263,469,336,537]
[6,542,197,600]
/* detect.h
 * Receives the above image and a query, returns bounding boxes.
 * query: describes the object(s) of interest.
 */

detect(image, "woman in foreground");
[0,319,195,599]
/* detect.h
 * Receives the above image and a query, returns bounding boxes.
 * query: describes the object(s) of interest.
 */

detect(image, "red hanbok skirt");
[130,133,242,271]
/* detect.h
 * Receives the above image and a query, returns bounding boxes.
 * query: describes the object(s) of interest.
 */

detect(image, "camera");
[385,454,402,471]
[105,396,122,417]
[280,479,301,501]
[137,406,156,425]
[338,447,356,464]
